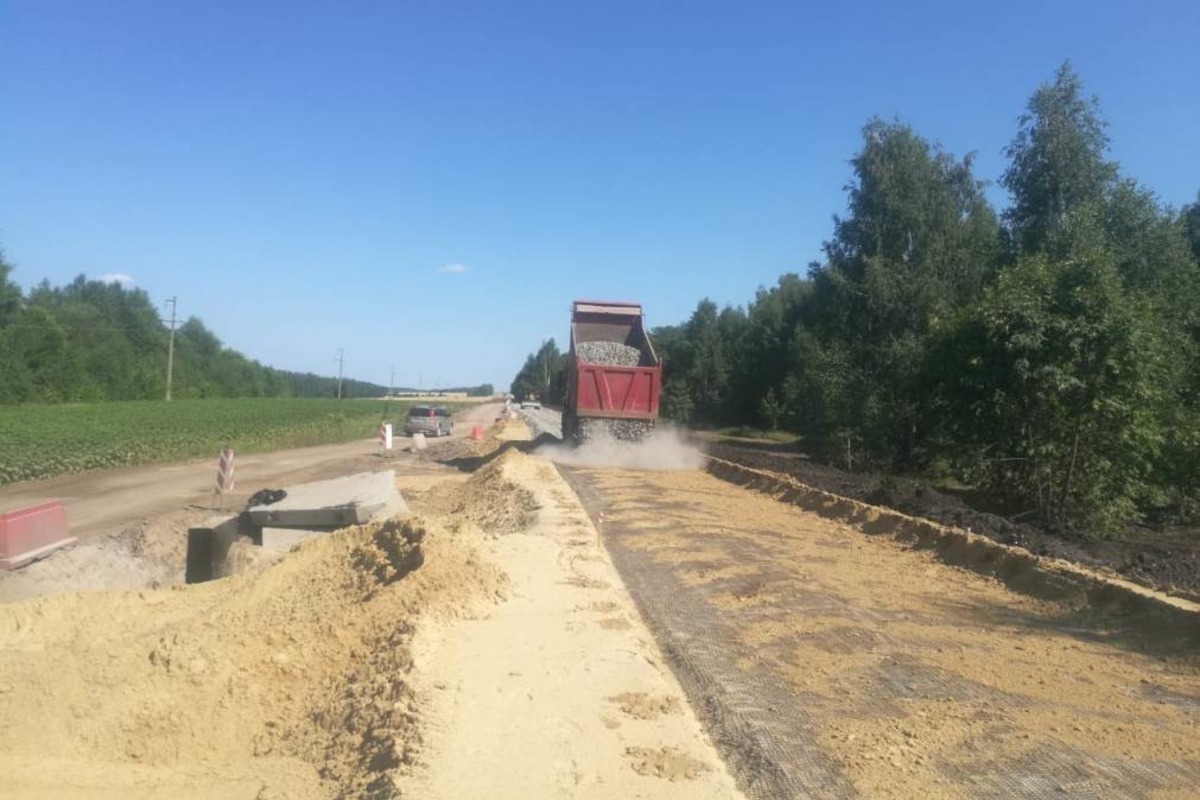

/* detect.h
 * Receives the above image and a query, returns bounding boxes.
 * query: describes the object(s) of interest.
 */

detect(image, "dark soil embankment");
[707,442,1200,604]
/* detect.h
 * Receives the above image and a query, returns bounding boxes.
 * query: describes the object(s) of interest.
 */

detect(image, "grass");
[0,397,440,487]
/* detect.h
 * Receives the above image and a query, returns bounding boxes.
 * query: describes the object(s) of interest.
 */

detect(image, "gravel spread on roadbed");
[707,442,1200,604]
[561,465,1200,800]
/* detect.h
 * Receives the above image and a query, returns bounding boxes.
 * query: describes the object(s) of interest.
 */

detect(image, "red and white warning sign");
[215,448,235,494]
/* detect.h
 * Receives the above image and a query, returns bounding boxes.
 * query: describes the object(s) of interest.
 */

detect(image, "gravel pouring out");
[536,425,705,471]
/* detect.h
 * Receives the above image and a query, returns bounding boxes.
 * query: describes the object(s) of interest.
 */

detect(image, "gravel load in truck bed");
[576,341,642,367]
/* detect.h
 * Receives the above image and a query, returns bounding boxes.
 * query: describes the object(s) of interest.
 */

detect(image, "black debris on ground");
[245,488,287,508]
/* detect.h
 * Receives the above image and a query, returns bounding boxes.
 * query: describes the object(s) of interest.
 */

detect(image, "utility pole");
[335,348,345,400]
[164,296,178,401]
[389,365,395,398]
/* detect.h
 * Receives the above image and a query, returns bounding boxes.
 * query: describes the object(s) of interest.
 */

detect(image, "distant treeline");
[0,272,392,402]
[391,385,495,397]
[515,64,1200,536]
[510,340,569,404]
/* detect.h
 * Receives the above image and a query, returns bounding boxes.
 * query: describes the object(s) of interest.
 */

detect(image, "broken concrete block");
[371,491,410,522]
[247,471,399,528]
[260,526,328,552]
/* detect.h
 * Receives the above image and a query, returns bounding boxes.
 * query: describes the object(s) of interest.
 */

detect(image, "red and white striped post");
[214,448,235,508]
[379,422,393,455]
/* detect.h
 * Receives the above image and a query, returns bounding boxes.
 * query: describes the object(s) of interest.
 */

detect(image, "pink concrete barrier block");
[0,501,74,570]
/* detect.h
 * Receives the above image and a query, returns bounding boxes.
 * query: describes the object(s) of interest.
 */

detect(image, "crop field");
[0,398,430,487]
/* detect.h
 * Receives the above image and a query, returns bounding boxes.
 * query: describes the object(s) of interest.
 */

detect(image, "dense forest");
[514,64,1200,536]
[0,268,419,402]
[510,339,570,404]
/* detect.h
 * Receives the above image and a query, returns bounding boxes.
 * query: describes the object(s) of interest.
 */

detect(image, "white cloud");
[438,263,469,275]
[96,273,134,286]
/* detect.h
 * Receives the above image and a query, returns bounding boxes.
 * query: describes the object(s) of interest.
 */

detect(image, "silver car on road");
[404,405,454,437]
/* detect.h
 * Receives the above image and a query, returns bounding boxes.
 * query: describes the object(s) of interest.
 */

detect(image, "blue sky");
[3,0,1198,391]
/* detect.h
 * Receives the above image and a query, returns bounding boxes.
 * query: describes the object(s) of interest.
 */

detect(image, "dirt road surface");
[561,465,1200,799]
[398,449,744,799]
[0,421,744,799]
[0,403,502,541]
[3,405,1199,798]
[0,404,503,603]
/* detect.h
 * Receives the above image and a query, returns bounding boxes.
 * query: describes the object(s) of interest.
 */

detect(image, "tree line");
[516,64,1200,536]
[510,339,569,404]
[390,385,496,397]
[0,271,393,401]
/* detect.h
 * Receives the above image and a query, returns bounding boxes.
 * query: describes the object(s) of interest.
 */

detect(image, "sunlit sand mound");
[0,515,504,800]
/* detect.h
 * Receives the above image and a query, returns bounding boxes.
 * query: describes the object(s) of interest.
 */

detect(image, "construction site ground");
[0,403,504,602]
[1,406,1198,798]
[704,440,1200,604]
[561,465,1200,799]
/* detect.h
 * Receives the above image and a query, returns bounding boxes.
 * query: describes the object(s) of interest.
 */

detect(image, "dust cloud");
[537,426,706,471]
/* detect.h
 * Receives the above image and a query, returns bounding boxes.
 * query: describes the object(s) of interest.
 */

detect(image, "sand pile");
[418,450,540,535]
[0,515,504,800]
[417,419,532,466]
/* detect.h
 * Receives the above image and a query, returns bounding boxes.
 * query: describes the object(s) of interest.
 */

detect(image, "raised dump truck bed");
[562,300,661,443]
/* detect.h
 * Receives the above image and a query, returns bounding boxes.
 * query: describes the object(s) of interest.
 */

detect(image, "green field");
[0,398,430,487]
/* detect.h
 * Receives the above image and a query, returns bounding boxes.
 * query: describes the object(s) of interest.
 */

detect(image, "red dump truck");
[562,300,661,444]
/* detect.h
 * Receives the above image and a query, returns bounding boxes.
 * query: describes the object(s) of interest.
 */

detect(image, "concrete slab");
[247,471,398,528]
[371,491,410,522]
[260,526,329,552]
